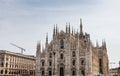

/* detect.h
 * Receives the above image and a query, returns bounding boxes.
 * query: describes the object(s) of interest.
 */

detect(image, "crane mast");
[10,43,26,54]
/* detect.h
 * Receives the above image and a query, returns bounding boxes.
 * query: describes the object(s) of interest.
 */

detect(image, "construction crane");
[10,43,26,54]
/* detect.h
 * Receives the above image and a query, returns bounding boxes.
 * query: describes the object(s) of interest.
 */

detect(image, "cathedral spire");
[56,24,58,34]
[36,41,41,56]
[53,24,56,36]
[45,33,48,48]
[80,18,83,35]
[102,40,106,49]
[119,61,120,68]
[68,22,71,33]
[72,26,73,35]
[66,22,68,33]
[96,40,99,48]
[104,40,106,48]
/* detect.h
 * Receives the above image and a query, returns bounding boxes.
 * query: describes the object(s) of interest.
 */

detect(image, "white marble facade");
[35,19,109,76]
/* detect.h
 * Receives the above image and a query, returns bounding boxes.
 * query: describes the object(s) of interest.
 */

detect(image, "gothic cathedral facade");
[35,19,109,76]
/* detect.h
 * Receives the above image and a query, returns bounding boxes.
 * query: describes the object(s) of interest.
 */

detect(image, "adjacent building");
[0,50,36,76]
[35,19,109,76]
[110,61,120,76]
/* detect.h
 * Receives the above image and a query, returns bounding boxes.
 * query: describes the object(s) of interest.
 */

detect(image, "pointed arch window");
[41,70,44,76]
[72,51,76,57]
[42,61,44,66]
[81,70,85,76]
[49,61,52,66]
[49,71,52,76]
[81,60,85,65]
[72,60,75,66]
[60,53,64,59]
[60,39,64,49]
[49,53,52,58]
[72,70,76,76]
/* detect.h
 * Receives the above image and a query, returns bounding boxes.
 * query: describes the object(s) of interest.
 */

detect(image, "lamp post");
[53,52,56,76]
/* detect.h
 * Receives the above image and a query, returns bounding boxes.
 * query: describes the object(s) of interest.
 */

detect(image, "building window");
[60,39,64,49]
[1,62,4,67]
[1,70,3,74]
[81,60,85,65]
[60,53,64,59]
[42,61,44,66]
[72,70,76,76]
[42,71,44,76]
[99,59,103,74]
[73,60,75,66]
[81,70,85,76]
[6,63,8,67]
[0,57,4,61]
[49,61,52,66]
[72,51,76,57]
[5,70,7,74]
[49,71,52,76]
[6,58,8,61]
[49,53,52,58]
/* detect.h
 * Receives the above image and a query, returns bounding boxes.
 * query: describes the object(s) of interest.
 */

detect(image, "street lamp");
[53,51,56,76]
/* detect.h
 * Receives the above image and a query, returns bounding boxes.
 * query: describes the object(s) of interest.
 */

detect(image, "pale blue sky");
[0,0,120,68]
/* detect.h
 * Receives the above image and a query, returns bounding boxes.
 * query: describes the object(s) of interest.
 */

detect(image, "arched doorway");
[59,67,64,76]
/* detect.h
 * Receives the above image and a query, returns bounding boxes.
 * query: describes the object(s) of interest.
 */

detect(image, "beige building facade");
[35,19,109,76]
[109,61,120,76]
[0,50,35,76]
